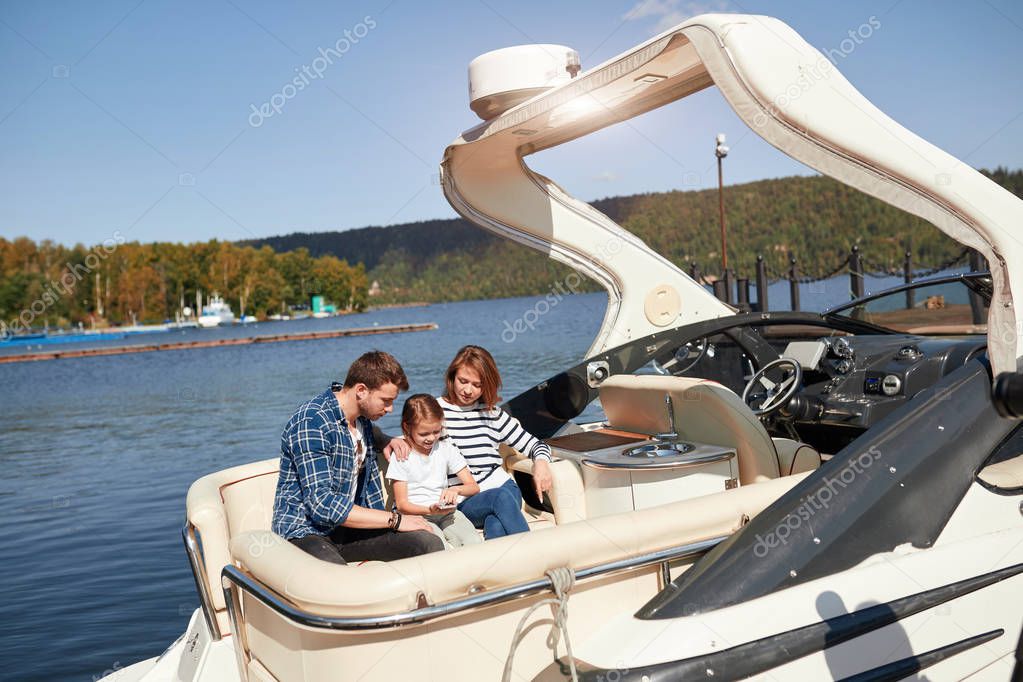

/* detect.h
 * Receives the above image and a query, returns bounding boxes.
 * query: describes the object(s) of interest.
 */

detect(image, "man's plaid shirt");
[272,383,385,539]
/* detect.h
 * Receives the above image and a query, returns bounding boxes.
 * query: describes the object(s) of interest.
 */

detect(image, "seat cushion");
[772,437,822,476]
[230,473,812,617]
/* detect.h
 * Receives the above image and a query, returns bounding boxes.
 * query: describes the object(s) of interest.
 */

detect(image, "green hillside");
[3,169,1018,330]
[248,168,1022,304]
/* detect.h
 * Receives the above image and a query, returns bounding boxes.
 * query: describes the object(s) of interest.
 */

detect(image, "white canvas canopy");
[442,14,1023,375]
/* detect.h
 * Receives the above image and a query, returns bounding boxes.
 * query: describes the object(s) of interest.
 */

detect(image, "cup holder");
[624,441,694,458]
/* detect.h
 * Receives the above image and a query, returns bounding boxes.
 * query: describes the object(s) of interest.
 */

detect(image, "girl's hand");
[384,436,411,462]
[532,458,553,498]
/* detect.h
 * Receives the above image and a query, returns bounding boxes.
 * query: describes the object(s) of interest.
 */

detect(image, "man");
[272,350,443,563]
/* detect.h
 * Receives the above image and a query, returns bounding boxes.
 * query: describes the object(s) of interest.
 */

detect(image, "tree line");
[5,167,1019,330]
[250,168,1022,305]
[0,239,367,331]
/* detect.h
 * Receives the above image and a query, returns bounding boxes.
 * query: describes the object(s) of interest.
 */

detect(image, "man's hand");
[383,436,411,462]
[439,487,459,506]
[397,514,433,533]
[532,458,553,498]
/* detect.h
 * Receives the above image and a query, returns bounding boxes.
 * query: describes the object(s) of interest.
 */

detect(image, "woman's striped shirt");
[438,397,553,492]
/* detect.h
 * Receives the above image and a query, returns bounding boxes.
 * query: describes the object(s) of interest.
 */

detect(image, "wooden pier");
[0,322,438,365]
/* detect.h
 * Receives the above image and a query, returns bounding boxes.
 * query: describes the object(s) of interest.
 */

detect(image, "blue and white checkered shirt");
[272,383,385,539]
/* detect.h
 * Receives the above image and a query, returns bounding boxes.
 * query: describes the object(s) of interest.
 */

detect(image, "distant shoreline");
[365,301,430,310]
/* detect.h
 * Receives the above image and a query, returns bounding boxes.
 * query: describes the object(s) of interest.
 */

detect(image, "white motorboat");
[197,294,235,328]
[111,14,1023,681]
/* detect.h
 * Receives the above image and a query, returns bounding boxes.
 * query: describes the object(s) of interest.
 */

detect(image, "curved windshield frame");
[825,273,991,335]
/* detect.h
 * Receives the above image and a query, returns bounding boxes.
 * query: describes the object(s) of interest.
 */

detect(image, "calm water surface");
[0,274,915,681]
[0,293,608,681]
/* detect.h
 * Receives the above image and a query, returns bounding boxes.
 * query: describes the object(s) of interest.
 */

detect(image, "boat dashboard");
[776,335,987,430]
[506,305,988,453]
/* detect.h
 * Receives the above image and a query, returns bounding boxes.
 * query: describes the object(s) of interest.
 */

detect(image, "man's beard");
[356,394,381,420]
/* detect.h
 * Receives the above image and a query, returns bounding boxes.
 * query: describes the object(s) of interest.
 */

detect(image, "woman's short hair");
[444,345,501,409]
[401,394,444,437]
[343,350,409,391]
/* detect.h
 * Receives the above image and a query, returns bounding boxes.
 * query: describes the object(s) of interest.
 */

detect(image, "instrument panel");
[783,336,987,429]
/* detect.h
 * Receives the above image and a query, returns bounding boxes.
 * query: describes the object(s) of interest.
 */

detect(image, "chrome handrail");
[221,535,725,634]
[182,521,223,641]
[224,563,250,678]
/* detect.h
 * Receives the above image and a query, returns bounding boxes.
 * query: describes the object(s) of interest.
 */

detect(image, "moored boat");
[197,294,235,328]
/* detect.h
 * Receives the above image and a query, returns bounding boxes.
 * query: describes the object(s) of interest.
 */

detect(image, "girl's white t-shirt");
[386,440,469,507]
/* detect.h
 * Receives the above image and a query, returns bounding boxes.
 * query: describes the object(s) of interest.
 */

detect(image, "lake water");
[0,272,939,681]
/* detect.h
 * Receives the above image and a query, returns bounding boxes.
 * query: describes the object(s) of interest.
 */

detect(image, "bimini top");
[441,14,1023,375]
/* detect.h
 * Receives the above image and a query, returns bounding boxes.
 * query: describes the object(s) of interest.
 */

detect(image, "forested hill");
[246,168,1022,304]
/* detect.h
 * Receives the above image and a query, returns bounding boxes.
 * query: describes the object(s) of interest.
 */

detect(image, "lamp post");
[715,133,729,273]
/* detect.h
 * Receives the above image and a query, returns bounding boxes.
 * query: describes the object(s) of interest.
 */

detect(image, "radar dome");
[468,44,580,120]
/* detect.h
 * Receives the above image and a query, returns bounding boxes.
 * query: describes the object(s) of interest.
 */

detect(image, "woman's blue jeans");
[458,479,530,539]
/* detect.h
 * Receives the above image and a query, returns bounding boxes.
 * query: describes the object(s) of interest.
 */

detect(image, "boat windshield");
[826,274,990,335]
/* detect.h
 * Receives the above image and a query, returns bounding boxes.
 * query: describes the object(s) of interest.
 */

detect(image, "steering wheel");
[652,337,709,376]
[742,357,803,417]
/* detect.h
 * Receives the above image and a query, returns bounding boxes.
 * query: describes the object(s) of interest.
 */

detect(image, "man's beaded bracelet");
[388,509,402,531]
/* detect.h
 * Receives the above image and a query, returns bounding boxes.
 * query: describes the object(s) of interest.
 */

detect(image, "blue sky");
[1,0,1022,246]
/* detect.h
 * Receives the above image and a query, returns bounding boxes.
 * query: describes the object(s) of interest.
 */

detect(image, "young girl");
[386,394,482,548]
[438,345,553,539]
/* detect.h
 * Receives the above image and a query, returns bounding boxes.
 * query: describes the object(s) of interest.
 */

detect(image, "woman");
[438,345,553,539]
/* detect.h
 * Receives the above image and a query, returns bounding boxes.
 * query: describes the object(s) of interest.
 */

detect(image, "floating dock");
[0,323,437,364]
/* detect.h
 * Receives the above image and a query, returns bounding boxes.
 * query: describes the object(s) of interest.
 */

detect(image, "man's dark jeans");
[289,526,443,564]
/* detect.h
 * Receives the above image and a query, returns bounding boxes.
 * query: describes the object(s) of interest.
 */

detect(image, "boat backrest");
[222,469,279,538]
[599,374,782,483]
[186,458,281,634]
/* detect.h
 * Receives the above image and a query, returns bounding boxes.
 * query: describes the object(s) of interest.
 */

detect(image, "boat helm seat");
[598,374,821,484]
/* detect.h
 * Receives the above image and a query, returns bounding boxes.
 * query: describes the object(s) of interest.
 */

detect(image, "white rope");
[502,566,578,682]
